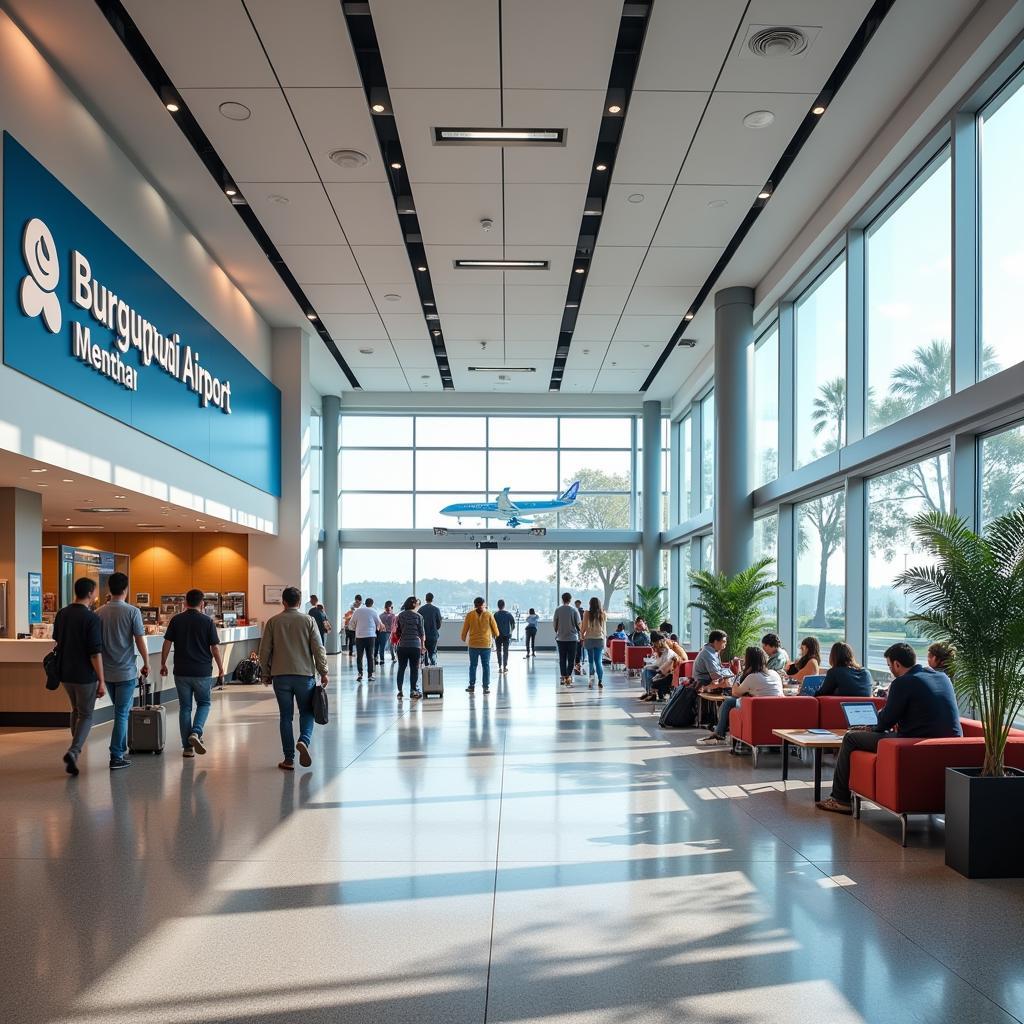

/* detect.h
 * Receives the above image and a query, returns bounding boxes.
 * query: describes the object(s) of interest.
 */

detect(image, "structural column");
[641,399,662,589]
[0,488,42,637]
[713,286,754,576]
[321,394,341,654]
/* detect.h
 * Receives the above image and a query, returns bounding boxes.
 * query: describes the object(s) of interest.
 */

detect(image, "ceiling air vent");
[742,25,819,59]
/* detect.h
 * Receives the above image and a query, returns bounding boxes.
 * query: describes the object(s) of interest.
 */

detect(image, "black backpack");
[659,684,698,728]
[232,659,262,684]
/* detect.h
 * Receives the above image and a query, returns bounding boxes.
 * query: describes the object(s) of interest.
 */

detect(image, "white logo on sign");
[19,218,62,333]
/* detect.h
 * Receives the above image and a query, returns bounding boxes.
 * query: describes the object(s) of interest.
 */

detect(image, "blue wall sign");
[28,571,42,625]
[2,133,281,496]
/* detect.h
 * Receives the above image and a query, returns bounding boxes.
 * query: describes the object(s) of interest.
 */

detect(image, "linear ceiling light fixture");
[453,259,549,270]
[467,366,536,373]
[433,127,565,146]
[640,0,896,393]
[92,0,361,390]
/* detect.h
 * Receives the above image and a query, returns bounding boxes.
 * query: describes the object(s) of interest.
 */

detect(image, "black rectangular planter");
[945,766,1024,878]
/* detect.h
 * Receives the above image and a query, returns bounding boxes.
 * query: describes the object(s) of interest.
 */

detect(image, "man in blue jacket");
[817,641,962,815]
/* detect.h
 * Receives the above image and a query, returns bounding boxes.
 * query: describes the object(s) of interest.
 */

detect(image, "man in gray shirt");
[761,633,790,676]
[96,572,149,769]
[692,630,733,690]
[553,592,581,687]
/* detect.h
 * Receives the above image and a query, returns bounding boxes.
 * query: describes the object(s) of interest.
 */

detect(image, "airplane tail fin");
[558,480,580,503]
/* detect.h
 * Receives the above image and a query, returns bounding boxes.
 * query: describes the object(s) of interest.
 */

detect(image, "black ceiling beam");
[92,0,361,389]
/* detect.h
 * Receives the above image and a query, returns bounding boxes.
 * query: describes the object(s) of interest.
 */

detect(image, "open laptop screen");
[841,702,879,728]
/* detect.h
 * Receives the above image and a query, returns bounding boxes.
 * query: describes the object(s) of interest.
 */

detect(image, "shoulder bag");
[43,646,61,690]
[312,679,329,726]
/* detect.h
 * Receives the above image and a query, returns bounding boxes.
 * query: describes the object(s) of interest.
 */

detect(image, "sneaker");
[63,751,79,776]
[278,759,294,771]
[696,735,727,747]
[189,732,206,755]
[465,686,475,693]
[588,679,594,689]
[411,690,422,700]
[296,740,312,768]
[109,756,131,770]
[368,675,375,682]
[397,692,404,700]
[598,681,603,689]
[483,687,490,695]
[356,674,363,682]
[182,748,195,758]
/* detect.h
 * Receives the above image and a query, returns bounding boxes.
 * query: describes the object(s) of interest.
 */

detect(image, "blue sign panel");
[28,571,42,625]
[2,133,281,495]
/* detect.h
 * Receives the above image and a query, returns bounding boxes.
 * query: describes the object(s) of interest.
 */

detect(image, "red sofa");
[728,695,886,766]
[849,719,1024,845]
[609,639,626,670]
[624,646,653,676]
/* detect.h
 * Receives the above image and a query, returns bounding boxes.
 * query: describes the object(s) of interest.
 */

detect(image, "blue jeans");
[641,667,655,693]
[468,647,491,689]
[174,675,213,749]
[714,696,740,737]
[584,644,604,682]
[272,675,315,760]
[375,631,389,662]
[425,636,438,665]
[108,679,137,759]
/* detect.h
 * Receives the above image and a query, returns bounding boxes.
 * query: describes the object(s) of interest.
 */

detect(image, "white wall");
[0,11,278,531]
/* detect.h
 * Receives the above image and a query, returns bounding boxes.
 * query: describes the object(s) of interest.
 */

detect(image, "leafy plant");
[895,508,1024,777]
[626,585,669,631]
[688,558,784,661]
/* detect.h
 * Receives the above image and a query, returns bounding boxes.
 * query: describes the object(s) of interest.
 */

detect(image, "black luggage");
[232,655,262,684]
[128,677,165,753]
[659,684,698,728]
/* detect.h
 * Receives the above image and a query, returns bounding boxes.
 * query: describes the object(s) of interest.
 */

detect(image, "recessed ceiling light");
[358,347,374,355]
[37,483,47,487]
[742,110,776,128]
[565,302,579,308]
[424,301,434,306]
[160,86,180,113]
[627,193,645,204]
[371,103,386,113]
[757,183,773,200]
[453,259,548,270]
[417,266,427,272]
[608,104,622,114]
[707,199,729,208]
[62,479,73,483]
[433,127,564,145]
[268,193,290,205]
[329,149,368,168]
[390,161,402,169]
[467,366,536,373]
[30,468,46,473]
[574,267,585,274]
[812,104,826,115]
[432,330,441,337]
[165,100,180,113]
[224,186,238,197]
[307,312,317,321]
[595,163,608,172]
[383,293,401,302]
[218,101,251,121]
[684,312,694,320]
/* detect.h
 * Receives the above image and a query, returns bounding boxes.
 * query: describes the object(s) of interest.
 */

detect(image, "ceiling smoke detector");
[743,25,816,59]
[742,110,775,129]
[329,149,369,168]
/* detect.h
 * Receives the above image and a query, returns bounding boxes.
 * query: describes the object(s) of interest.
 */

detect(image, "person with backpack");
[96,572,150,770]
[377,600,397,666]
[394,596,426,700]
[461,597,499,695]
[53,577,106,776]
[308,596,331,644]
[580,596,608,689]
[493,599,515,674]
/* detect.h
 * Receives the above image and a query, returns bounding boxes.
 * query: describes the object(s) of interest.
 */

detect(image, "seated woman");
[629,618,651,647]
[697,646,784,746]
[785,636,821,682]
[927,641,955,676]
[817,641,872,696]
[639,632,678,701]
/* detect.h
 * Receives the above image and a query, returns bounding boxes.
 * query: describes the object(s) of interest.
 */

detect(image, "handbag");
[311,680,329,726]
[43,646,61,690]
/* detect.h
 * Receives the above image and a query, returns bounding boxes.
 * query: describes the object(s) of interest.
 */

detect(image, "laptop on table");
[841,701,879,730]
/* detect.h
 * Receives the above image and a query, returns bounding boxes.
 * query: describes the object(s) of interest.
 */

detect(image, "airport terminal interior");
[2,1,1024,1022]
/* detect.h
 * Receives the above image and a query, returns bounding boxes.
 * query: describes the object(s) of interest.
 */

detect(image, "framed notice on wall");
[135,592,150,606]
[28,572,42,624]
[263,584,285,605]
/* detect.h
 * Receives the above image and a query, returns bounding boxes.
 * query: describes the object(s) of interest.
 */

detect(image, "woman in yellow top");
[461,596,499,695]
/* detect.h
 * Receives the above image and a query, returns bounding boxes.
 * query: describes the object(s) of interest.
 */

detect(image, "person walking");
[553,592,581,687]
[350,597,382,682]
[461,597,498,695]
[377,600,397,666]
[573,599,585,675]
[308,595,331,645]
[420,592,442,666]
[580,596,607,690]
[96,572,150,770]
[53,577,106,776]
[394,596,426,700]
[160,588,225,758]
[523,608,539,658]
[493,599,515,674]
[259,587,329,771]
[344,594,362,657]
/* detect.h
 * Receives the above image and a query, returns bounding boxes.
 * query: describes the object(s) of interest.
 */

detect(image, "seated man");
[697,646,783,746]
[639,633,679,702]
[816,641,963,815]
[691,630,733,691]
[761,632,790,676]
[610,623,629,642]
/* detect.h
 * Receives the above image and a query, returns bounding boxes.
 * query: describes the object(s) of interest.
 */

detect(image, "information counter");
[0,625,262,726]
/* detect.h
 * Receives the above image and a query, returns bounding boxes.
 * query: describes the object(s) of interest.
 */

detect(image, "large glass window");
[866,452,951,673]
[866,150,952,433]
[678,543,692,646]
[753,513,779,630]
[795,258,846,468]
[341,415,412,446]
[488,450,558,492]
[700,390,715,511]
[980,73,1024,379]
[559,548,632,621]
[415,548,486,619]
[489,549,556,620]
[416,417,486,447]
[340,449,413,490]
[416,449,487,491]
[980,422,1024,526]
[489,417,557,447]
[340,493,413,529]
[560,417,631,449]
[795,491,845,652]
[754,326,779,486]
[341,548,413,609]
[679,414,693,521]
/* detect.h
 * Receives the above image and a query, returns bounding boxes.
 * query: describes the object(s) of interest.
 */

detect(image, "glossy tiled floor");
[3,651,1024,1024]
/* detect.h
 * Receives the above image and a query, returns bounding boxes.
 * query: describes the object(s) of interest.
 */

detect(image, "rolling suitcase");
[421,665,444,699]
[659,683,698,729]
[128,676,166,754]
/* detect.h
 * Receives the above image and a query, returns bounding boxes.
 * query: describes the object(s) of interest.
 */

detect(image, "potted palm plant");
[895,508,1024,878]
[626,585,669,633]
[688,558,783,662]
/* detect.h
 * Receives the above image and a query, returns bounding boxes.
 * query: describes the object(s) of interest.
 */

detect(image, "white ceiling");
[6,0,988,401]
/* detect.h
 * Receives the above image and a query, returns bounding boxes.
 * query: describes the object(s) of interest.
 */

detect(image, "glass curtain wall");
[753,513,779,630]
[979,422,1024,526]
[679,413,693,520]
[754,326,779,486]
[700,391,715,511]
[795,491,845,650]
